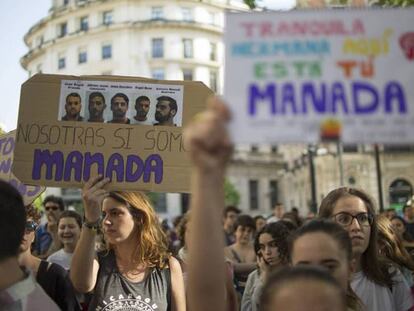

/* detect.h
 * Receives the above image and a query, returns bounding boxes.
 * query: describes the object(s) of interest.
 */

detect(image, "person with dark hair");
[403,204,414,238]
[289,219,363,311]
[133,95,152,125]
[108,93,130,124]
[267,202,284,223]
[33,195,65,258]
[0,181,59,310]
[70,177,186,310]
[319,187,413,311]
[384,208,397,220]
[260,266,347,311]
[47,210,82,270]
[391,215,414,255]
[253,215,266,233]
[154,96,178,126]
[88,92,106,122]
[62,92,84,121]
[241,222,290,311]
[18,205,81,310]
[224,214,256,296]
[223,205,241,246]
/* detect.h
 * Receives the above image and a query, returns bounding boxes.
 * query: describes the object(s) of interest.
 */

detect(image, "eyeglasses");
[25,220,38,232]
[44,205,59,211]
[332,212,373,227]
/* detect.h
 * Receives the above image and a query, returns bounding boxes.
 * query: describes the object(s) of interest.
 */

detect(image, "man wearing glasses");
[33,196,65,258]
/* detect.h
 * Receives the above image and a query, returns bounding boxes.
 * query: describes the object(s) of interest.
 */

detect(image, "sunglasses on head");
[45,205,59,211]
[25,220,38,232]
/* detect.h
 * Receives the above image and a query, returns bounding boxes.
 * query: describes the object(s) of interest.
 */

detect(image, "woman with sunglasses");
[70,178,186,311]
[319,187,413,311]
[18,204,81,310]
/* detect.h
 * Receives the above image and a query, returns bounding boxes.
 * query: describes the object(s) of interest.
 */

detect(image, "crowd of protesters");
[1,96,414,311]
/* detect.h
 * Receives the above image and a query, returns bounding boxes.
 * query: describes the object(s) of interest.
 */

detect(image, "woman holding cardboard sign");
[70,177,186,311]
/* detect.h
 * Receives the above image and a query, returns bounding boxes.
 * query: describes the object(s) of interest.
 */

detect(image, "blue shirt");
[34,223,52,256]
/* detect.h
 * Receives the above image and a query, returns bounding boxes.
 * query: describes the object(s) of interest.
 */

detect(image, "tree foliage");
[243,0,257,9]
[244,0,414,8]
[224,179,241,206]
[371,0,414,6]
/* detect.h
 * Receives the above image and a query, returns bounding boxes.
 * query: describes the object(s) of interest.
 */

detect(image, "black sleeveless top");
[88,250,171,311]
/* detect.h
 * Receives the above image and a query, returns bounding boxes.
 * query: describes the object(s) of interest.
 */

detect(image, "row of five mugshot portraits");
[60,92,181,127]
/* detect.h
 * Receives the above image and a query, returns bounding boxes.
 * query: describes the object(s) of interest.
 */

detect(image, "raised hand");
[184,97,233,173]
[82,175,110,222]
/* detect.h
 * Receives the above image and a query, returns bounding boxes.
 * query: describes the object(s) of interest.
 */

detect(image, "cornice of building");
[25,0,248,42]
[21,19,223,69]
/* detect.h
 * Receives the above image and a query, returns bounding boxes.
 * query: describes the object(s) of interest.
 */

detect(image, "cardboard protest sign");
[0,131,45,205]
[13,74,212,192]
[224,8,414,144]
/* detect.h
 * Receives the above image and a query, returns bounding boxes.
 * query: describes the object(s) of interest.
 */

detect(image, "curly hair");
[254,222,290,265]
[26,204,42,223]
[106,191,170,269]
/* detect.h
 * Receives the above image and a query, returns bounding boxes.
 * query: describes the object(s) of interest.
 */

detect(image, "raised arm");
[70,175,109,293]
[169,256,186,311]
[185,98,233,311]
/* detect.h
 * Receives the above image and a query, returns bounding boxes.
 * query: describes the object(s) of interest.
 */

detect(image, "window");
[209,70,218,92]
[152,193,167,213]
[343,144,358,153]
[63,0,69,5]
[152,38,164,58]
[58,56,66,69]
[269,180,278,209]
[208,12,216,25]
[58,22,67,37]
[80,16,88,31]
[151,7,164,20]
[183,39,193,58]
[152,68,165,80]
[78,50,87,64]
[383,145,414,152]
[251,145,258,152]
[103,11,113,25]
[249,180,259,210]
[209,42,217,61]
[181,7,193,21]
[271,145,278,153]
[36,35,44,47]
[182,69,193,81]
[102,44,112,59]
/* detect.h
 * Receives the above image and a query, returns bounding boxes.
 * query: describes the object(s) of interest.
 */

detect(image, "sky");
[0,0,295,132]
[0,0,50,132]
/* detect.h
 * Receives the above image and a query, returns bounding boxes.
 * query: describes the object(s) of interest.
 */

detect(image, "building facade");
[21,0,259,218]
[23,0,413,219]
[278,144,414,217]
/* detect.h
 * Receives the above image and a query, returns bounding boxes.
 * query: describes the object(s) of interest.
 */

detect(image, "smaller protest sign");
[13,74,212,192]
[0,131,45,205]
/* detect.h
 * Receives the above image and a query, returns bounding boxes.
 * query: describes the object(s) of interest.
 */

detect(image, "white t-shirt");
[241,269,263,311]
[351,269,413,311]
[47,249,73,270]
